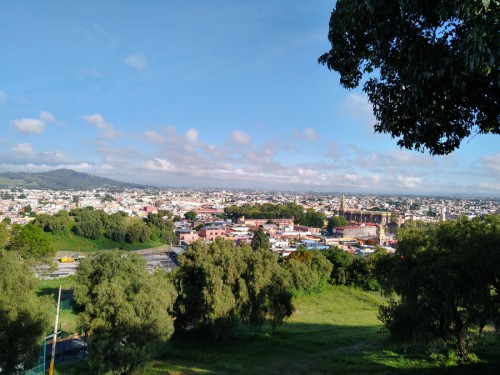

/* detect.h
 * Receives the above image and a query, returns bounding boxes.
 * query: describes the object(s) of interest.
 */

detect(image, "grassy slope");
[140,286,500,375]
[52,284,500,375]
[50,217,164,252]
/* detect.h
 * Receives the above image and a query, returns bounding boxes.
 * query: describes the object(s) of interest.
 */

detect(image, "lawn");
[52,284,500,374]
[51,229,164,252]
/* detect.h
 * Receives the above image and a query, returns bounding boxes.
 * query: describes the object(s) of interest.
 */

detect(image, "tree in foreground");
[0,250,52,374]
[174,239,293,339]
[319,1,499,155]
[74,251,177,375]
[375,216,500,361]
[7,223,56,266]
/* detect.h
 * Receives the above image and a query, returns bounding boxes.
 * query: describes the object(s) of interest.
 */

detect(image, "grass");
[50,284,500,375]
[51,229,164,252]
[37,276,79,336]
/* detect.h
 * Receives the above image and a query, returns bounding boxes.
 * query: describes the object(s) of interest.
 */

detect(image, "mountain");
[0,169,148,191]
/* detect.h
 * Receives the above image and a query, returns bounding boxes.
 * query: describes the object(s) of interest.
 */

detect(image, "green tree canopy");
[297,208,326,228]
[184,211,197,221]
[175,239,293,339]
[251,227,270,251]
[327,216,348,232]
[7,224,56,264]
[74,251,177,374]
[376,216,500,361]
[0,250,52,374]
[319,0,499,155]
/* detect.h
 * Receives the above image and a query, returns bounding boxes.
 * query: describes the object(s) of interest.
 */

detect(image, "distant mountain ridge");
[0,169,147,190]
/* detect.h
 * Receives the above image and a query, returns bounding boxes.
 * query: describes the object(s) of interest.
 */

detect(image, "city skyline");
[1,1,499,196]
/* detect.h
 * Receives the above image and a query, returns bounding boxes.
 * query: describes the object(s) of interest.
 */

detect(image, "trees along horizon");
[319,0,499,154]
[74,251,177,374]
[374,215,500,362]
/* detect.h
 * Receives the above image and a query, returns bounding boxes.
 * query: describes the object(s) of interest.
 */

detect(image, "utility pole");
[49,285,62,375]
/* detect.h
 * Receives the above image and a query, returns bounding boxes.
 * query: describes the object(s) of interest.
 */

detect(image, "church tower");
[339,194,346,216]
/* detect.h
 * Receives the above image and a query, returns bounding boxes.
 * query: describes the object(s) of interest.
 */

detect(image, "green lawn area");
[51,229,164,252]
[52,284,500,375]
[37,276,78,336]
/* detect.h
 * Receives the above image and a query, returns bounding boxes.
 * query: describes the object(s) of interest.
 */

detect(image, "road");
[44,251,180,279]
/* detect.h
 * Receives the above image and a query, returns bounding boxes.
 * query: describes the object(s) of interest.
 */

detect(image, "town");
[2,187,498,258]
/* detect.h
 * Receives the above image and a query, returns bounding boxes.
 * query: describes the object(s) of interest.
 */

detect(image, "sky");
[1,0,499,196]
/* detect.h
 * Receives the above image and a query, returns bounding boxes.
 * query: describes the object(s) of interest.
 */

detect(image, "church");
[338,195,391,225]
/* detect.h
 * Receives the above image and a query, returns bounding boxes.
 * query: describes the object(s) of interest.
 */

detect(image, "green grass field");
[52,284,500,375]
[51,229,164,252]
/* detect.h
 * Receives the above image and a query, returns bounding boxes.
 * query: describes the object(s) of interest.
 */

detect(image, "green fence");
[25,339,47,375]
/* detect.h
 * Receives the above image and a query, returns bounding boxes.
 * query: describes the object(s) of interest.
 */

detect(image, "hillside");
[0,169,147,191]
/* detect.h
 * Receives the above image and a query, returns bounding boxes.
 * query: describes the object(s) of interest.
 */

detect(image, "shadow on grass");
[148,322,500,375]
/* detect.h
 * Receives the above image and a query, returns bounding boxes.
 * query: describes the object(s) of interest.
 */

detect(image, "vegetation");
[281,249,332,295]
[174,239,293,339]
[250,227,270,251]
[0,250,53,374]
[376,216,500,361]
[30,208,177,251]
[74,251,177,374]
[319,0,499,154]
[7,223,56,265]
[224,203,304,221]
[0,169,147,190]
[327,215,348,232]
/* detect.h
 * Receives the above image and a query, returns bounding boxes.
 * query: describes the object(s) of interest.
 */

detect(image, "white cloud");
[396,176,423,188]
[11,111,56,135]
[144,130,165,143]
[339,93,376,124]
[185,128,198,143]
[482,153,500,174]
[124,53,148,70]
[84,113,122,138]
[230,130,251,146]
[12,143,35,155]
[12,118,46,134]
[39,111,55,123]
[293,127,319,141]
[0,90,6,104]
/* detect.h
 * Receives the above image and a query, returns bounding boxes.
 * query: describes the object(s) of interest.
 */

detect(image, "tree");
[0,250,52,374]
[251,227,270,251]
[327,216,348,232]
[7,224,56,264]
[125,221,151,243]
[174,239,293,339]
[297,208,326,228]
[282,250,333,294]
[74,251,177,375]
[319,1,499,155]
[0,222,8,250]
[376,216,500,361]
[184,211,197,221]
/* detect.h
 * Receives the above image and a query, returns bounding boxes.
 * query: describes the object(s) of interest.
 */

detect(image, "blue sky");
[1,0,499,195]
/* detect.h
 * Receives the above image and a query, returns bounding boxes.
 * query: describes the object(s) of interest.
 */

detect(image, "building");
[338,195,391,224]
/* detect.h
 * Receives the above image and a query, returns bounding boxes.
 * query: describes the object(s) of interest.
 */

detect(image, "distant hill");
[0,169,148,191]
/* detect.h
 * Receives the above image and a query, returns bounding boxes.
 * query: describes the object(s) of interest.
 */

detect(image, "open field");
[51,229,164,252]
[52,285,500,374]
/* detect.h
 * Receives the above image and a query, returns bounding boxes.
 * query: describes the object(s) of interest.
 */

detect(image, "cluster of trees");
[224,203,326,228]
[30,207,178,246]
[374,216,500,361]
[174,239,294,339]
[0,222,54,374]
[74,252,177,374]
[225,203,305,220]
